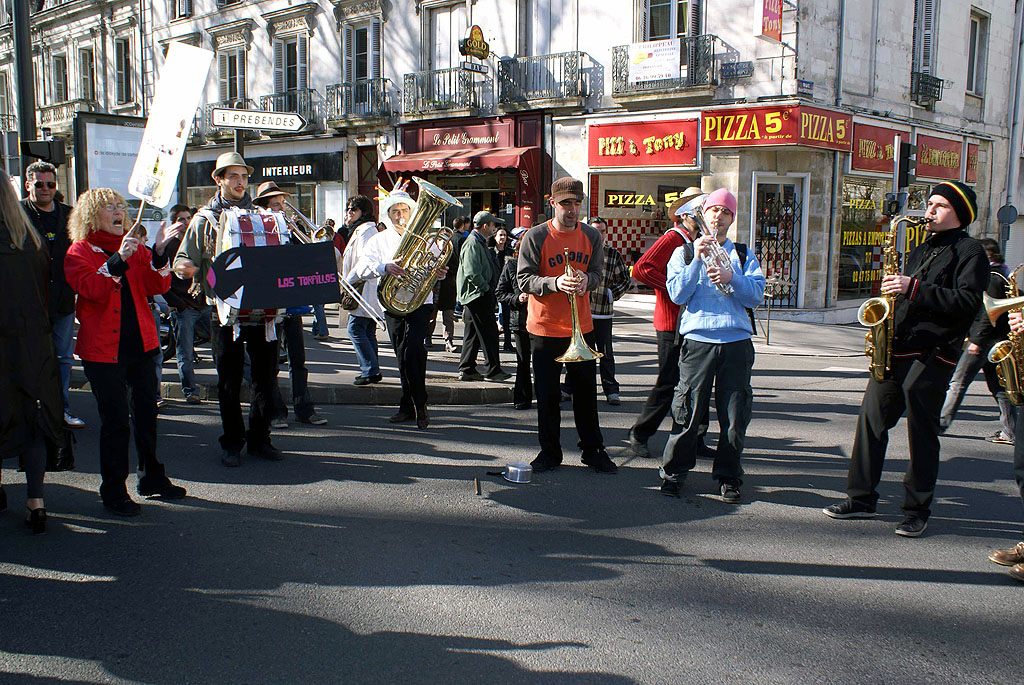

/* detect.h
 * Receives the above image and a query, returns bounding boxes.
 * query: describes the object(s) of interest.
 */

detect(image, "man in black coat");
[824,181,989,537]
[21,161,82,438]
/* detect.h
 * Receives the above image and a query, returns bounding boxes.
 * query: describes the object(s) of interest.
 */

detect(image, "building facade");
[1,0,1017,320]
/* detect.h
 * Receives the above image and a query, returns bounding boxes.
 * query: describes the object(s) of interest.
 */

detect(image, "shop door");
[356,146,379,217]
[754,180,802,308]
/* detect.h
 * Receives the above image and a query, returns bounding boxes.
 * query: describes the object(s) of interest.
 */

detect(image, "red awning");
[381,146,537,174]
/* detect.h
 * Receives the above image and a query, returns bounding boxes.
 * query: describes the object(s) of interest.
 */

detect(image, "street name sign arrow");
[210,108,306,132]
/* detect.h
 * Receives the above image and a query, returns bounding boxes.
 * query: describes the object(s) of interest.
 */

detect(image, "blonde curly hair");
[68,188,125,242]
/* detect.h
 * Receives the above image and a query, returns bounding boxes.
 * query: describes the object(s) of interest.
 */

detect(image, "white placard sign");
[627,39,681,84]
[128,42,214,207]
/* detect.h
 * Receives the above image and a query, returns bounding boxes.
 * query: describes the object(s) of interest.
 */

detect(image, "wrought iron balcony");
[325,78,391,125]
[205,98,259,139]
[259,88,323,133]
[403,68,490,116]
[498,51,590,109]
[190,107,206,143]
[611,35,718,99]
[911,71,943,106]
[0,113,16,131]
[38,99,96,127]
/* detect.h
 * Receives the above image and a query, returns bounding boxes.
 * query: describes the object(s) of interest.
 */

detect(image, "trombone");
[282,201,387,328]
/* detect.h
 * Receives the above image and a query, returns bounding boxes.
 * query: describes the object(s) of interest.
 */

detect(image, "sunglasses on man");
[34,181,57,189]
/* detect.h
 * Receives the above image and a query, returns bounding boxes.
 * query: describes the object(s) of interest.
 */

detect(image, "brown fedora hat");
[211,151,254,179]
[667,186,703,219]
[253,181,290,206]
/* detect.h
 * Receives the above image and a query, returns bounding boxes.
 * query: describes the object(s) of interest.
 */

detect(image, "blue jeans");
[172,307,209,398]
[347,314,380,377]
[51,312,76,412]
[311,304,329,336]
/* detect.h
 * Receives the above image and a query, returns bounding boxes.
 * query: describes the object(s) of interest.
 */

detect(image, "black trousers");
[592,318,619,396]
[83,353,165,503]
[513,329,533,406]
[459,293,502,376]
[212,318,279,452]
[386,304,431,413]
[1014,406,1024,533]
[661,339,753,485]
[846,357,954,519]
[632,330,709,445]
[531,332,604,460]
[272,315,314,420]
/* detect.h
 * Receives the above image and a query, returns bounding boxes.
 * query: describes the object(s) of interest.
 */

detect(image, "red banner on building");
[588,118,700,168]
[700,105,851,151]
[851,124,909,173]
[916,134,962,181]
[758,0,783,42]
[966,143,979,184]
[413,121,514,152]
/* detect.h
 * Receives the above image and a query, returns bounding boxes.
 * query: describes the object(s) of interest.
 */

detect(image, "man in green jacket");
[457,211,511,382]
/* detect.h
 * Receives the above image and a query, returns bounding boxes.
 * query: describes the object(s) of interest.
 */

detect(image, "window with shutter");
[645,0,691,40]
[912,0,935,74]
[218,53,229,102]
[53,54,68,103]
[0,72,9,116]
[79,48,95,101]
[966,12,987,96]
[370,18,381,80]
[297,35,308,90]
[273,39,285,94]
[344,25,354,84]
[115,38,132,104]
[218,48,247,103]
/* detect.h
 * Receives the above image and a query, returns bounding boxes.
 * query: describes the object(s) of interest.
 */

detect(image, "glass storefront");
[427,171,518,229]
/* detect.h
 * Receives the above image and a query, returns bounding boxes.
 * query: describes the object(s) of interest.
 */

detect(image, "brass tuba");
[857,215,932,382]
[377,178,462,316]
[985,264,1024,405]
[555,247,604,363]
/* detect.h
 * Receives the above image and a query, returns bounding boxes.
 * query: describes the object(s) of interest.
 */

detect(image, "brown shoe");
[1010,563,1024,583]
[989,541,1024,566]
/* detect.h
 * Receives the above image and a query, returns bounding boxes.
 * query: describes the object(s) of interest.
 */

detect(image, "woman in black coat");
[489,227,515,350]
[0,168,61,534]
[494,244,532,409]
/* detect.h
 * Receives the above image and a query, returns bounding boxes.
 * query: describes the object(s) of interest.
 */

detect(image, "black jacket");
[494,258,527,331]
[22,198,75,317]
[968,266,1012,350]
[893,228,989,362]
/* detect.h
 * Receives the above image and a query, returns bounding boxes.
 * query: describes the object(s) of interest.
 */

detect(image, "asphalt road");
[2,324,1022,683]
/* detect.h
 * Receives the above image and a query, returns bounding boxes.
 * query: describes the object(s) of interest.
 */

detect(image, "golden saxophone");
[857,215,932,382]
[377,178,462,316]
[985,265,1024,405]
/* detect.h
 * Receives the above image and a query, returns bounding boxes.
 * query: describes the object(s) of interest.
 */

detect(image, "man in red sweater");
[628,187,705,458]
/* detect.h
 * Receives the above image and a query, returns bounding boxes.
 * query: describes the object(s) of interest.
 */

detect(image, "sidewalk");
[70,295,868,405]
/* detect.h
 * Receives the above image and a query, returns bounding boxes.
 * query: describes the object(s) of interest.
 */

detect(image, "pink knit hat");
[704,188,737,215]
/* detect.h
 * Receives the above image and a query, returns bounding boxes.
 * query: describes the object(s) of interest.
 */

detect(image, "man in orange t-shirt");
[516,177,616,474]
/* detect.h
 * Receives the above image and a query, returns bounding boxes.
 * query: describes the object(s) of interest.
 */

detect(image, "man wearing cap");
[253,181,328,428]
[517,177,617,474]
[659,188,765,503]
[629,187,707,459]
[174,152,286,467]
[824,181,989,537]
[355,185,446,429]
[457,211,511,382]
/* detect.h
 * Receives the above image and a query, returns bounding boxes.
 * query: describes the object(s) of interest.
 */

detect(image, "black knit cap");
[930,181,977,228]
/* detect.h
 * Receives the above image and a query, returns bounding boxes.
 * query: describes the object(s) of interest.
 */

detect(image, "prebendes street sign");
[211,108,306,132]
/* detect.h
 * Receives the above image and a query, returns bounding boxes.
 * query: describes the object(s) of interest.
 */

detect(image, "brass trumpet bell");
[984,292,1024,326]
[554,247,603,363]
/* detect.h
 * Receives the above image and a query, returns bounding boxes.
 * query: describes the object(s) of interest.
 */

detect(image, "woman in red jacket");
[64,189,186,516]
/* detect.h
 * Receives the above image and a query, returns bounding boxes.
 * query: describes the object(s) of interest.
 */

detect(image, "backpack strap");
[733,243,758,333]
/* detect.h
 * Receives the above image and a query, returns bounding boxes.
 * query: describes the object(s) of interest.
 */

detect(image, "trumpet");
[282,201,387,328]
[675,194,734,295]
[555,247,603,363]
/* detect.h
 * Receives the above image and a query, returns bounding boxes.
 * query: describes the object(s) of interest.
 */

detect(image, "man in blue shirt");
[659,188,765,502]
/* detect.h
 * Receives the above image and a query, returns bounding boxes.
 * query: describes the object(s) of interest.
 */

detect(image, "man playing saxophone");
[354,185,446,430]
[824,181,989,537]
[989,308,1024,583]
[658,188,765,502]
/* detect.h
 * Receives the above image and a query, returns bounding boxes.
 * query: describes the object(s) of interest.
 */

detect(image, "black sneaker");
[485,370,512,382]
[530,454,562,473]
[248,443,285,461]
[660,479,681,497]
[822,499,876,519]
[720,482,741,503]
[221,449,242,467]
[582,451,618,474]
[104,497,142,517]
[137,476,187,499]
[352,376,372,386]
[895,515,928,538]
[459,370,486,382]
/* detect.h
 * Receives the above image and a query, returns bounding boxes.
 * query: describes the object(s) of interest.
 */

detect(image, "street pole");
[234,129,244,157]
[13,0,38,192]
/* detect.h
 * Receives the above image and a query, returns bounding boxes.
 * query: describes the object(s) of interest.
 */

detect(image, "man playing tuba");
[823,181,989,537]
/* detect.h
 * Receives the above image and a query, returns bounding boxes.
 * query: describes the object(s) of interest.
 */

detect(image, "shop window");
[52,54,68,103]
[754,181,801,308]
[115,37,133,105]
[218,47,247,103]
[966,12,988,97]
[79,48,95,102]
